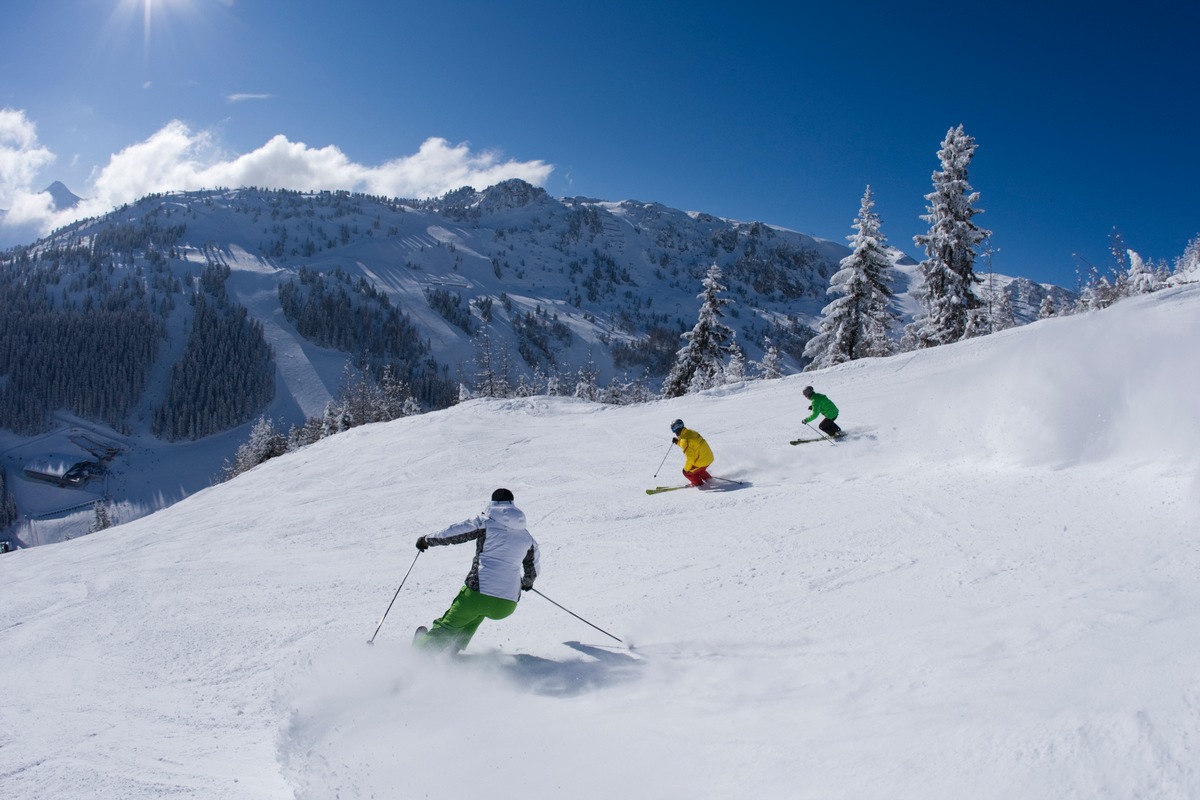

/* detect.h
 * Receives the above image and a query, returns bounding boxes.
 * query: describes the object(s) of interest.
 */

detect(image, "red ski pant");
[683,466,712,486]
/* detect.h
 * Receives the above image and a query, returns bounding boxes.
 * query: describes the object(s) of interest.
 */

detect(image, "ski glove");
[416,536,428,551]
[521,583,534,592]
[672,437,679,445]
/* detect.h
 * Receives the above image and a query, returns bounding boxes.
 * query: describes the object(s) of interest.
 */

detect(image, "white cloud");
[365,138,554,199]
[2,115,555,241]
[225,93,273,103]
[0,108,56,208]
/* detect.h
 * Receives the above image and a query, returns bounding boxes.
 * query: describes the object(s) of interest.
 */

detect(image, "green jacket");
[802,392,838,423]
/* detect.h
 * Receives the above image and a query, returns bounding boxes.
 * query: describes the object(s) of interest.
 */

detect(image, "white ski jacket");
[424,501,540,602]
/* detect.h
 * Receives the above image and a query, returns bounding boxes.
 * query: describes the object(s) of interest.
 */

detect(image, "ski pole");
[367,550,421,644]
[530,588,623,644]
[805,421,836,445]
[653,440,674,477]
[709,475,747,487]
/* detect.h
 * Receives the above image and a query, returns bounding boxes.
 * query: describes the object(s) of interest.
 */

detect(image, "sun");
[115,0,197,50]
[110,0,200,71]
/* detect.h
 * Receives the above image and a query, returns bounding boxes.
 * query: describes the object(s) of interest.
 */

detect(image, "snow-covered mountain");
[0,181,1074,546]
[0,182,83,243]
[1,283,1196,799]
[42,180,82,210]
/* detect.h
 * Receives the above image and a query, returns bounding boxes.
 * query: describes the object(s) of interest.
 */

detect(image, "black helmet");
[670,419,685,434]
[802,386,814,399]
[491,488,514,503]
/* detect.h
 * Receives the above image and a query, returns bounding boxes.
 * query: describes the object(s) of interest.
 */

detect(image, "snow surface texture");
[2,286,1198,799]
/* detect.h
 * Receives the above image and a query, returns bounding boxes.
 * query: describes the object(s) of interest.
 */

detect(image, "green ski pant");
[418,585,517,653]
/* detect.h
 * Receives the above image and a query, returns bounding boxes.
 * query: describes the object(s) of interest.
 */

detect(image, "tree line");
[801,126,1198,370]
[660,125,1200,389]
[151,289,275,441]
[279,266,457,411]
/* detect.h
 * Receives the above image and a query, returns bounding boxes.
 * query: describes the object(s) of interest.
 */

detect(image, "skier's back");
[414,488,540,653]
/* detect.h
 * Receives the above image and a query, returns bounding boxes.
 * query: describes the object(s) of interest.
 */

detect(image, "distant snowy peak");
[43,181,82,210]
[0,183,82,244]
[883,245,919,267]
[434,179,555,215]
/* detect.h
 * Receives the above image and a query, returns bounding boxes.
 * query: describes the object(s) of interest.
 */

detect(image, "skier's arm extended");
[425,516,487,547]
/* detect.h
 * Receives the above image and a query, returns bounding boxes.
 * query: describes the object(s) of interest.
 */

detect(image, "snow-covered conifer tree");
[661,265,735,398]
[1038,295,1057,319]
[1083,273,1121,310]
[755,338,784,380]
[514,367,548,398]
[89,502,114,533]
[724,339,747,384]
[905,126,991,348]
[573,356,600,401]
[1124,250,1161,295]
[472,330,511,398]
[288,417,325,450]
[804,186,899,368]
[226,416,287,480]
[379,364,415,419]
[1172,235,1200,283]
[991,285,1017,331]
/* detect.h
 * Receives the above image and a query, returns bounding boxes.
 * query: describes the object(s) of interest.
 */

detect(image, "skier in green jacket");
[802,386,843,438]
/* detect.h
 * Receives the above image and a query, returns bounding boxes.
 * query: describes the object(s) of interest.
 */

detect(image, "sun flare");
[116,0,197,49]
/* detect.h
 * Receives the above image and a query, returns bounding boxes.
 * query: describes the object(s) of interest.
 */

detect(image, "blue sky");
[1,0,1196,288]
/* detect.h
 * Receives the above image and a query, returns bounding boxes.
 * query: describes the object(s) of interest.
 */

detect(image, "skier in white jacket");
[413,488,540,653]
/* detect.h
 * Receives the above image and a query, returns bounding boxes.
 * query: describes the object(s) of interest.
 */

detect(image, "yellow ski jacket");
[675,428,714,471]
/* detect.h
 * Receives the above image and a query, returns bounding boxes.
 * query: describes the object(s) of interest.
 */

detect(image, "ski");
[647,476,747,494]
[791,433,848,445]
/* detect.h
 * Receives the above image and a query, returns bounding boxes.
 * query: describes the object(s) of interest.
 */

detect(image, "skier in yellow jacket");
[670,419,714,486]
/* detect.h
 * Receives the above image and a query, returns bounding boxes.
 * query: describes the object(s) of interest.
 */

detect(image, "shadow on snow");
[463,640,645,697]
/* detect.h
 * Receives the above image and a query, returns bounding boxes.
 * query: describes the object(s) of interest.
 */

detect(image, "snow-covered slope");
[3,265,1194,800]
[2,184,1077,547]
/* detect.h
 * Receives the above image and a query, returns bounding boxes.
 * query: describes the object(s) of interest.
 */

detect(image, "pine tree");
[0,468,16,529]
[1038,295,1057,319]
[1081,272,1120,311]
[89,502,114,533]
[724,339,747,384]
[804,186,899,368]
[472,330,511,398]
[661,265,735,398]
[1124,250,1161,295]
[1173,235,1200,282]
[991,285,1018,331]
[514,369,546,398]
[226,416,287,479]
[755,338,784,380]
[905,126,991,348]
[379,363,417,419]
[288,416,326,450]
[572,355,600,401]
